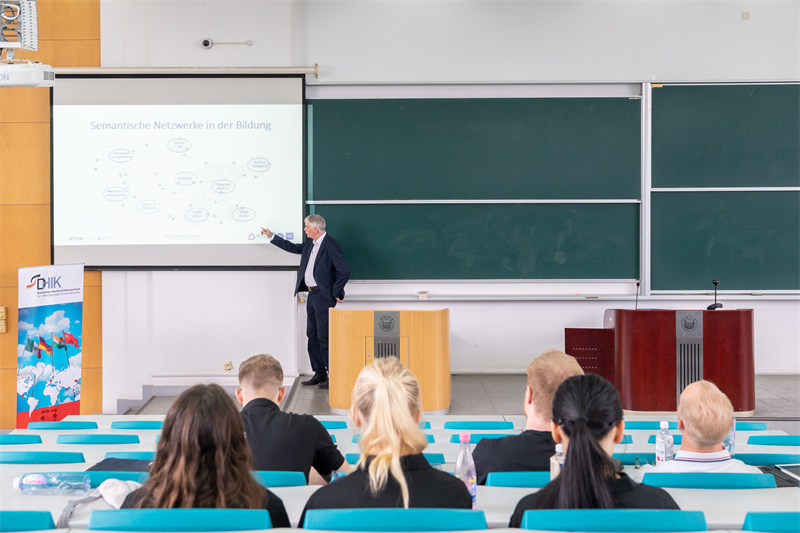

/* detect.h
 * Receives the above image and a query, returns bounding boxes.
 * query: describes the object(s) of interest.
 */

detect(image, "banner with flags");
[17,264,84,428]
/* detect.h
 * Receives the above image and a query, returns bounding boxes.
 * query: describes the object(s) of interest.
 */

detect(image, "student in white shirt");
[635,380,761,479]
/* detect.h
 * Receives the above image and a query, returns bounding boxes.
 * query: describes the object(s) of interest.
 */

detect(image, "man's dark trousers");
[306,289,333,377]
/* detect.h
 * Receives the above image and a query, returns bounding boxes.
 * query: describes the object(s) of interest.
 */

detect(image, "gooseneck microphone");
[707,278,723,310]
[635,281,640,311]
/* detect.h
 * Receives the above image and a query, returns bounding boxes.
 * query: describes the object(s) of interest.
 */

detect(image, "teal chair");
[743,512,800,533]
[0,451,85,464]
[737,421,768,431]
[319,420,347,430]
[736,453,800,466]
[612,452,655,466]
[345,453,445,465]
[619,435,633,444]
[419,421,431,429]
[353,434,434,443]
[624,421,678,430]
[255,471,306,487]
[748,435,800,446]
[486,471,550,488]
[520,509,707,531]
[88,509,272,531]
[449,433,515,443]
[443,421,513,430]
[57,434,140,444]
[0,435,42,445]
[110,420,163,430]
[648,434,683,445]
[104,451,156,461]
[82,471,150,487]
[642,472,777,489]
[303,508,487,531]
[27,421,98,430]
[329,434,337,444]
[0,511,56,532]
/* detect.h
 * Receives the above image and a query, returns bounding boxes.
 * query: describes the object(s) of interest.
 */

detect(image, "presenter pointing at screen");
[261,215,350,390]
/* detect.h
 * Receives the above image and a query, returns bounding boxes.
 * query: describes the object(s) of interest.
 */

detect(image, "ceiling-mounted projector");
[0,61,54,87]
[1,0,53,88]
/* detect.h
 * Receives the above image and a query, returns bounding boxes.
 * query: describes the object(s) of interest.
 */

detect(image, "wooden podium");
[329,308,450,413]
[566,309,755,414]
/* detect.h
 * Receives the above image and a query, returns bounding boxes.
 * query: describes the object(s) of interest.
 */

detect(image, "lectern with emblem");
[565,309,755,414]
[328,308,451,413]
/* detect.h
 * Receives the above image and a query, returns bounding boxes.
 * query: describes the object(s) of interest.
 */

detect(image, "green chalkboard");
[652,85,800,188]
[310,98,641,200]
[320,203,640,280]
[651,192,800,290]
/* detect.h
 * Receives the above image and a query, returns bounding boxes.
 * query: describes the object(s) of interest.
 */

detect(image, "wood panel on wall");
[0,0,101,427]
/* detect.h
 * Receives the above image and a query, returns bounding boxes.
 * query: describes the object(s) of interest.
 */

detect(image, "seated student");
[473,349,584,484]
[633,380,761,480]
[236,354,349,484]
[122,383,291,528]
[509,374,678,526]
[298,357,471,526]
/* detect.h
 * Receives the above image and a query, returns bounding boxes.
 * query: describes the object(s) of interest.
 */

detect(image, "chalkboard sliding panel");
[650,191,800,292]
[320,203,640,281]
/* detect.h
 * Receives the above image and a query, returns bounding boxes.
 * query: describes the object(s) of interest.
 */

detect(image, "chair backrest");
[619,435,633,444]
[319,420,347,429]
[642,472,777,489]
[110,420,163,430]
[353,434,435,443]
[345,453,445,466]
[742,512,800,533]
[624,421,678,430]
[0,435,42,445]
[612,452,655,466]
[0,451,85,464]
[88,509,272,531]
[57,434,140,445]
[449,433,516,443]
[27,421,98,430]
[737,421,768,431]
[747,435,800,446]
[443,421,513,430]
[255,471,307,487]
[0,511,56,532]
[104,451,156,461]
[735,453,800,466]
[520,509,707,532]
[85,471,150,487]
[647,434,683,445]
[419,421,431,429]
[303,508,487,531]
[486,471,551,488]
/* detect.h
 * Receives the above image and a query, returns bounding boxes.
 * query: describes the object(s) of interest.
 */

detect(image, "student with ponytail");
[509,374,678,527]
[298,357,471,525]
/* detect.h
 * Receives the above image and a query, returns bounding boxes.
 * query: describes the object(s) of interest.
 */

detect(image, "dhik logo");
[26,274,62,290]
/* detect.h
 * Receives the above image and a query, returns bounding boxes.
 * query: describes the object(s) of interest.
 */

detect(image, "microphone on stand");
[635,281,640,311]
[707,279,723,310]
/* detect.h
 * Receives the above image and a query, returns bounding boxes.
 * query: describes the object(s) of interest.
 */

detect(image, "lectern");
[566,309,755,414]
[328,308,450,413]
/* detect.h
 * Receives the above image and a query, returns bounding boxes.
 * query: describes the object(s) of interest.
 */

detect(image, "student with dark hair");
[509,374,678,526]
[122,384,291,528]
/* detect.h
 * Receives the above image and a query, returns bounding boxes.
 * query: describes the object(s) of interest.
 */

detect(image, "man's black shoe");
[302,375,327,386]
[318,381,329,390]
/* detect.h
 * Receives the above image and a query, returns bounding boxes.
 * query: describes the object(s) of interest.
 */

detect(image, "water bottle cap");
[459,432,470,443]
[555,443,563,453]
[12,477,20,490]
[660,420,669,429]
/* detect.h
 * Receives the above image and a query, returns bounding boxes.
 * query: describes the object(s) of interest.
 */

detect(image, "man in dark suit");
[261,215,350,389]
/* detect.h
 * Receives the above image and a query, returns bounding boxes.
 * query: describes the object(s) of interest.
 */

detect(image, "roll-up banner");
[17,264,84,428]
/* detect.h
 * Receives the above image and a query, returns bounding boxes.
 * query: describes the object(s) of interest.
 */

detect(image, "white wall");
[99,1,800,411]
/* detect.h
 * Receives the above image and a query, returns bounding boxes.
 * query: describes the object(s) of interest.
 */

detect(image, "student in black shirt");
[474,349,584,484]
[236,354,348,483]
[298,357,471,526]
[509,374,679,527]
[121,384,290,528]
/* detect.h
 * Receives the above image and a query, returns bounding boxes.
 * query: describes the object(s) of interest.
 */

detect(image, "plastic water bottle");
[655,421,674,465]
[722,417,736,456]
[549,443,565,480]
[13,472,90,495]
[454,432,477,509]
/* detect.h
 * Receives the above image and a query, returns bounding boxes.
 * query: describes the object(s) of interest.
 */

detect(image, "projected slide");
[53,104,302,247]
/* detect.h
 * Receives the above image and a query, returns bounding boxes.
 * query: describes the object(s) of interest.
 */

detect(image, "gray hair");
[305,214,326,232]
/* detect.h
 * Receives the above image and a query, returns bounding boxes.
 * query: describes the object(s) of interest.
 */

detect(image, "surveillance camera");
[201,39,213,49]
